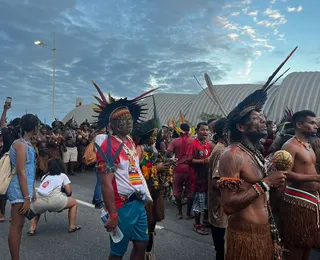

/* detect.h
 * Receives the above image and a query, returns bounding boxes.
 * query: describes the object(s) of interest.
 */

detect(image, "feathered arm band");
[217,177,243,190]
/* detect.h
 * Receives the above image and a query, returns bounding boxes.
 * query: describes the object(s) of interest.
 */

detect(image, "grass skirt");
[225,216,275,260]
[280,193,320,248]
[145,191,164,231]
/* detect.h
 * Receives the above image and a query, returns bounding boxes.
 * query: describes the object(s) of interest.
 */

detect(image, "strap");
[40,173,50,182]
[94,134,124,170]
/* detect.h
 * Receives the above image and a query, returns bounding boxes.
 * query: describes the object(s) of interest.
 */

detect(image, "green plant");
[198,112,223,122]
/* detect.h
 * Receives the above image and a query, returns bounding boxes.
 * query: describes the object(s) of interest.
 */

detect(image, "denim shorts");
[7,173,34,204]
[110,200,149,257]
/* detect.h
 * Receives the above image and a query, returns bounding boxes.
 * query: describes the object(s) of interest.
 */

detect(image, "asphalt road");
[0,171,319,260]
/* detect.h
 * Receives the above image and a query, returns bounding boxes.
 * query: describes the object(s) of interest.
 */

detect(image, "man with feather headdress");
[217,47,298,260]
[92,80,157,260]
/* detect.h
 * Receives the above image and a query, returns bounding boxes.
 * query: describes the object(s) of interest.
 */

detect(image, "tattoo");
[235,155,243,166]
[238,189,259,206]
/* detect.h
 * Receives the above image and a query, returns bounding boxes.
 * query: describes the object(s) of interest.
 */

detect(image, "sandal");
[68,225,82,233]
[27,230,36,236]
[193,224,208,235]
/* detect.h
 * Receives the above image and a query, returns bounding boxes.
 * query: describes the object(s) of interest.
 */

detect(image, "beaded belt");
[284,186,320,228]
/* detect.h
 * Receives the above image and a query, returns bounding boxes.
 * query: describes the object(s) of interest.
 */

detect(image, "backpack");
[83,142,97,166]
[0,152,16,195]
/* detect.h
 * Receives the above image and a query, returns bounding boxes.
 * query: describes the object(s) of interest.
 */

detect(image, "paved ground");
[0,171,319,260]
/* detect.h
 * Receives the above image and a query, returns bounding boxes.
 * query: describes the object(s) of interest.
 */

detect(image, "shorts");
[31,189,68,214]
[192,191,208,213]
[173,172,192,198]
[63,147,78,163]
[7,172,34,204]
[110,200,149,257]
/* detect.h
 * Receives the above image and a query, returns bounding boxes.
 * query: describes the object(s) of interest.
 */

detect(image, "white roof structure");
[62,72,320,126]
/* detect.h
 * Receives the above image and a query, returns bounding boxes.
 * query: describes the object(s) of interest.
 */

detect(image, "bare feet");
[176,214,183,220]
[185,214,194,220]
[0,215,5,223]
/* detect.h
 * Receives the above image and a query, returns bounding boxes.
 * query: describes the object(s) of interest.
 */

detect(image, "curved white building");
[62,72,320,126]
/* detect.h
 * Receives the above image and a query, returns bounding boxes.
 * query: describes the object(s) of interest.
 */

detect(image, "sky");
[0,0,319,123]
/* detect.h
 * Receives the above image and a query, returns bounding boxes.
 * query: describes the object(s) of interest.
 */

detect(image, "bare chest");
[240,155,265,183]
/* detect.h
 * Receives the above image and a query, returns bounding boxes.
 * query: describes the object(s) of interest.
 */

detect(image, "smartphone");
[24,209,36,220]
[5,97,12,106]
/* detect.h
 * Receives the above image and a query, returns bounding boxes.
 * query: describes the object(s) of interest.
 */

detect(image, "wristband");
[24,195,30,200]
[252,183,264,196]
[261,181,270,192]
[109,213,118,219]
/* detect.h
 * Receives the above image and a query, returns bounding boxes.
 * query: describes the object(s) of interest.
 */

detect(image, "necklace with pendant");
[114,135,137,159]
[294,136,312,151]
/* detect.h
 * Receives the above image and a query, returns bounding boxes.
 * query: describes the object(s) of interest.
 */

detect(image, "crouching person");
[28,158,81,235]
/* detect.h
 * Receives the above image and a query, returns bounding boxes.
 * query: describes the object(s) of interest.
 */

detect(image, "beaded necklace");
[294,136,312,151]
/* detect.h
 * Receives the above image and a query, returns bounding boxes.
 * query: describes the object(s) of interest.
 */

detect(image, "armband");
[252,181,270,196]
[217,177,243,190]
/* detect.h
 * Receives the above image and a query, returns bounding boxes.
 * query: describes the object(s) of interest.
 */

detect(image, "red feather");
[92,95,106,106]
[92,80,107,102]
[133,88,158,101]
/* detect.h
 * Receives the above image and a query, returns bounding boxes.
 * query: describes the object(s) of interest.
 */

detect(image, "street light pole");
[34,32,56,121]
[52,32,56,121]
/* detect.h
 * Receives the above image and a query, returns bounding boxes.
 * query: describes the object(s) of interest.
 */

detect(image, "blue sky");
[0,0,318,123]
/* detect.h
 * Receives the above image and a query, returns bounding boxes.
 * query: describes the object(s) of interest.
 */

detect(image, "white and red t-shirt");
[96,135,145,208]
[38,173,71,196]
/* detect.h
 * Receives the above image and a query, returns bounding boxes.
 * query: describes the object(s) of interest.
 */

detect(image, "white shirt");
[94,134,107,150]
[38,173,71,196]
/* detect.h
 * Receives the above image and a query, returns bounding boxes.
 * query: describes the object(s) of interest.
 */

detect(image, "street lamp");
[34,32,56,121]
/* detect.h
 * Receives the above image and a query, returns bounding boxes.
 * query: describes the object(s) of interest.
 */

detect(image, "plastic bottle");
[100,208,124,243]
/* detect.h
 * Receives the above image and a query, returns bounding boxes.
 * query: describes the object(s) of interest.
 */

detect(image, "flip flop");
[176,214,183,220]
[68,225,82,233]
[27,230,36,236]
[193,224,209,235]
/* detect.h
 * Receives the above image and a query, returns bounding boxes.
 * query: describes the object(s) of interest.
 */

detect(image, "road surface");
[0,171,319,260]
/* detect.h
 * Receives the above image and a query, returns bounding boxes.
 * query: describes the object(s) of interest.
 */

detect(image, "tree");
[198,112,223,122]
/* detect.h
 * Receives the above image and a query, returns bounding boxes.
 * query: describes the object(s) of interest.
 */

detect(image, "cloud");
[264,8,285,20]
[0,0,231,121]
[287,6,303,12]
[231,12,240,16]
[237,59,253,78]
[228,33,239,40]
[248,11,259,16]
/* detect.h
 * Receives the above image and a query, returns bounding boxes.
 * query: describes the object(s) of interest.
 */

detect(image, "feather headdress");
[91,80,158,130]
[279,107,294,125]
[132,95,160,143]
[225,46,298,132]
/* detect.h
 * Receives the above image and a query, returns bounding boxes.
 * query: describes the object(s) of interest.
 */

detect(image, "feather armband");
[217,177,243,190]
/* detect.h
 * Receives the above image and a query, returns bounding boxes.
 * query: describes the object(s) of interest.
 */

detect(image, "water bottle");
[100,208,124,243]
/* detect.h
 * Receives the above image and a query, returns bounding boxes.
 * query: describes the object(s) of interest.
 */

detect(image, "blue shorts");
[110,200,149,257]
[7,174,34,204]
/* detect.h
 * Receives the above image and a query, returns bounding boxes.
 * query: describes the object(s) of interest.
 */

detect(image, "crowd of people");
[1,49,320,260]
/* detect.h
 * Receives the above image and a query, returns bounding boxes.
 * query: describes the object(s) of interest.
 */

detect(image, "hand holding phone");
[5,97,12,106]
[24,209,36,220]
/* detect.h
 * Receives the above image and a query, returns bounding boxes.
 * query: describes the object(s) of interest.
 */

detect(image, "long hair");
[20,114,39,134]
